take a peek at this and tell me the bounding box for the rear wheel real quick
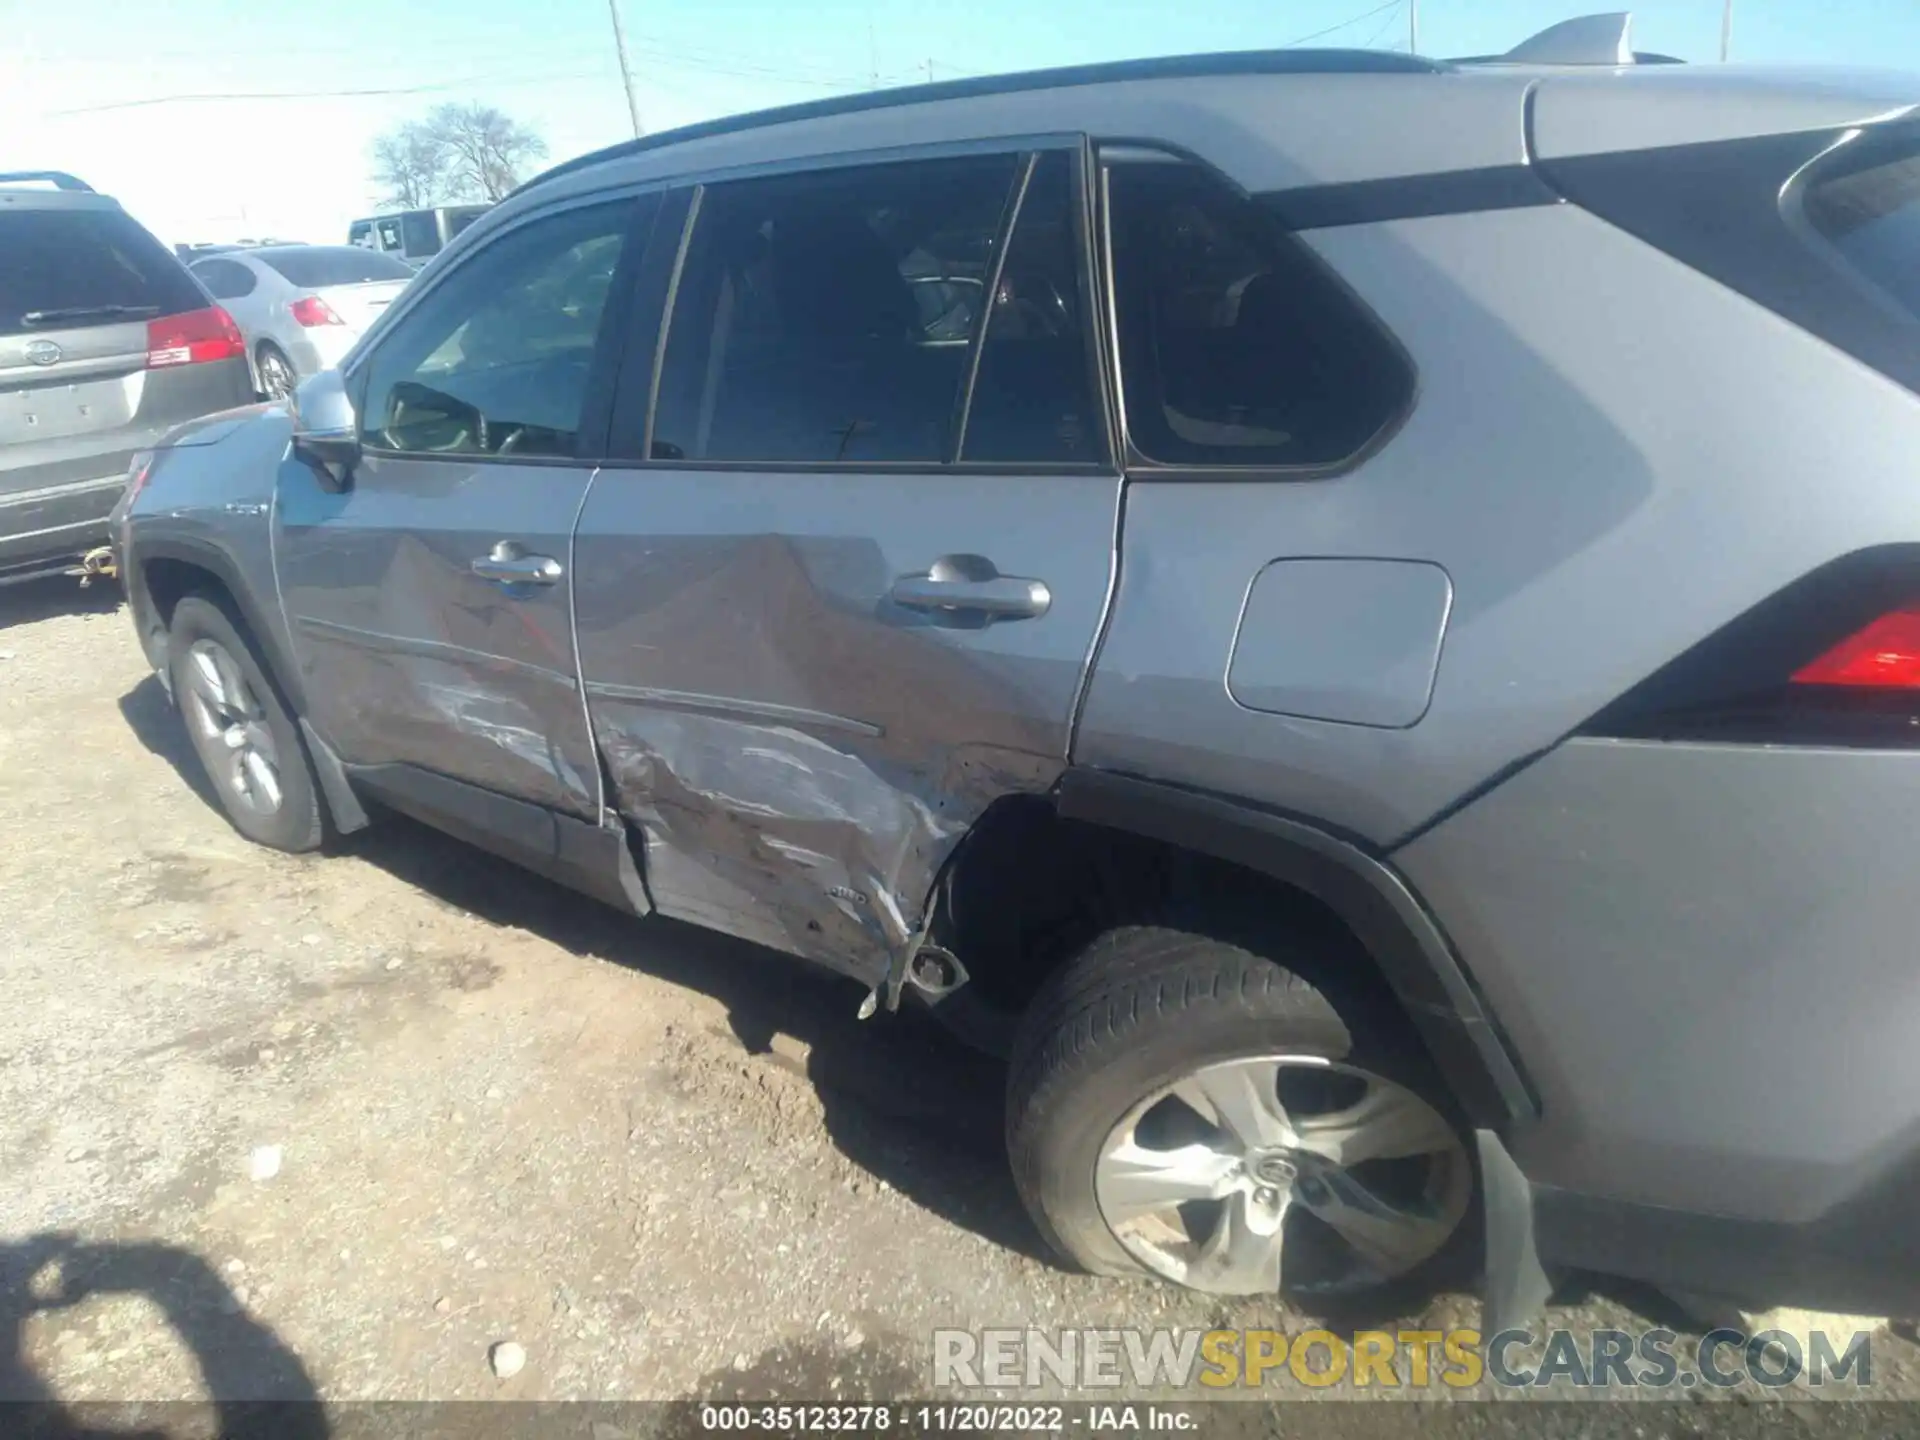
[257,343,297,400]
[167,594,323,852]
[1007,919,1474,1300]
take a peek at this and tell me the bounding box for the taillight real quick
[1584,548,1920,747]
[289,296,343,327]
[1792,607,1920,689]
[147,306,244,368]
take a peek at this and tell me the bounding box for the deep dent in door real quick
[582,533,1062,989]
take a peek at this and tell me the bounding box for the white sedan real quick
[188,245,414,400]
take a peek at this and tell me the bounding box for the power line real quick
[1359,0,1407,51]
[1282,0,1405,48]
[45,70,603,117]
[607,0,644,137]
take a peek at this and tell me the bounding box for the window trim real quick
[1782,120,1920,331]
[604,132,1120,476]
[343,187,664,468]
[1095,140,1419,483]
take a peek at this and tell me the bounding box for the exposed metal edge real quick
[581,680,884,738]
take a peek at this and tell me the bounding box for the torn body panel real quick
[571,467,1120,987]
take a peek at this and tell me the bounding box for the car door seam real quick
[568,465,608,821]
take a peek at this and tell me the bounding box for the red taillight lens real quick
[1791,606,1920,688]
[289,296,343,327]
[146,306,245,368]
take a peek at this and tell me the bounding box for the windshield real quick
[258,245,414,288]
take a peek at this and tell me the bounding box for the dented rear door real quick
[573,145,1118,985]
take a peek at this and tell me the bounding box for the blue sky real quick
[3,0,1917,246]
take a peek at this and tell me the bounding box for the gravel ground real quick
[2,577,1916,1435]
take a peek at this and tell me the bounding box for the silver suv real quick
[1,172,253,586]
[111,17,1920,1324]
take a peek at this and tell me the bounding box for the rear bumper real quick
[1399,737,1920,1313]
[0,473,122,576]
[1532,1166,1920,1315]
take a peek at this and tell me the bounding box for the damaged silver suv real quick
[114,14,1920,1326]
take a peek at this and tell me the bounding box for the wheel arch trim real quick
[135,535,309,718]
[1053,767,1537,1129]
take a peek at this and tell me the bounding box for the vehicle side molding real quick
[346,762,651,917]
[1054,768,1536,1128]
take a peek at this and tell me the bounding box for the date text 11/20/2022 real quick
[698,1405,1198,1432]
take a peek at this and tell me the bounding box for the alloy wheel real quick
[1094,1053,1470,1296]
[259,349,296,400]
[181,638,284,818]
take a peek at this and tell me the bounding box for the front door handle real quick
[889,554,1052,621]
[472,540,563,586]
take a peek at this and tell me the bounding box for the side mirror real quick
[289,369,361,492]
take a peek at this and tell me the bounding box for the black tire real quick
[1006,915,1475,1302]
[167,593,324,853]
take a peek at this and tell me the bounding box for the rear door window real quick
[961,152,1105,464]
[0,208,206,335]
[1105,156,1412,469]
[1802,133,1920,321]
[650,153,1021,464]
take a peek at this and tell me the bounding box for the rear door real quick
[275,193,657,817]
[573,144,1119,981]
[0,198,228,566]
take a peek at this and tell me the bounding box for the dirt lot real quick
[2,576,1916,1433]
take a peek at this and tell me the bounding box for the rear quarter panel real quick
[1077,199,1920,845]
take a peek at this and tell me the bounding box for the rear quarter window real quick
[1801,132,1920,321]
[0,207,205,335]
[260,247,415,287]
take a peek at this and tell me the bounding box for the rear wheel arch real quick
[928,771,1534,1133]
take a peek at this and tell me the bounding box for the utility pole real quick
[1719,0,1734,61]
[869,21,880,89]
[607,0,643,138]
[1408,0,1419,55]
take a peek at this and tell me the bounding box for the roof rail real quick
[517,47,1447,197]
[1493,12,1637,66]
[0,170,95,192]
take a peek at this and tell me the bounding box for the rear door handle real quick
[472,540,563,587]
[889,555,1051,621]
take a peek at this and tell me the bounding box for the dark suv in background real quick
[1,171,253,587]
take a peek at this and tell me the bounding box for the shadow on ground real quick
[0,575,122,634]
[0,1233,326,1437]
[119,674,1049,1272]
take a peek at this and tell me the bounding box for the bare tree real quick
[423,103,549,202]
[369,121,448,210]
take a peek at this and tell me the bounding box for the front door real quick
[277,195,651,817]
[574,147,1119,983]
